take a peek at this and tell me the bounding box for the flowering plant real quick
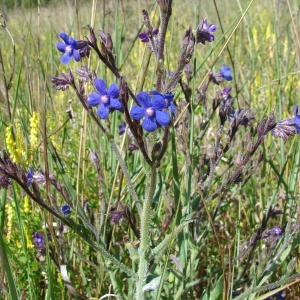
[0,1,299,299]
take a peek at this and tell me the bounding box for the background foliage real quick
[0,0,300,299]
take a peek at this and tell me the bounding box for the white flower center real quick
[146,107,155,117]
[101,95,109,104]
[65,45,73,54]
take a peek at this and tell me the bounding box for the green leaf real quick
[0,231,19,300]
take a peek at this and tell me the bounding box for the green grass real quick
[0,0,300,299]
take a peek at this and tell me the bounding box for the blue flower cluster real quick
[86,82,174,132]
[55,31,177,133]
[56,36,175,132]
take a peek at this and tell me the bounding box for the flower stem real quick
[135,165,157,300]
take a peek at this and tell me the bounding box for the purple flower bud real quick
[138,28,159,44]
[221,87,232,100]
[271,106,300,141]
[51,72,73,91]
[26,168,34,186]
[76,40,90,58]
[196,19,217,45]
[128,144,139,152]
[139,32,150,43]
[76,67,94,83]
[271,119,296,141]
[182,28,195,60]
[99,31,113,52]
[110,209,125,225]
[0,174,11,189]
[152,28,159,36]
[257,115,276,138]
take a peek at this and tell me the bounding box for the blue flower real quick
[220,66,233,81]
[150,91,176,115]
[87,78,123,120]
[32,232,45,251]
[61,204,71,217]
[26,168,34,186]
[130,92,170,132]
[212,66,233,84]
[196,19,217,44]
[56,32,81,64]
[266,291,285,300]
[293,106,300,134]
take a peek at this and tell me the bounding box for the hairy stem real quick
[136,165,157,300]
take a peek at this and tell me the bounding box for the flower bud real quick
[88,26,97,46]
[182,28,195,61]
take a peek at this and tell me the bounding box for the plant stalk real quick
[135,165,157,299]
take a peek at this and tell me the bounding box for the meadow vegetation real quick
[0,0,300,299]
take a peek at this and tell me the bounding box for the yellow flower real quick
[25,230,33,249]
[283,37,288,59]
[265,23,271,41]
[5,203,13,242]
[252,27,258,50]
[23,195,31,213]
[29,112,39,151]
[5,125,26,164]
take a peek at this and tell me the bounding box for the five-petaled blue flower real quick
[220,66,233,81]
[293,106,300,134]
[87,79,123,120]
[61,204,71,217]
[150,91,176,115]
[196,19,217,44]
[130,92,171,132]
[57,32,81,64]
